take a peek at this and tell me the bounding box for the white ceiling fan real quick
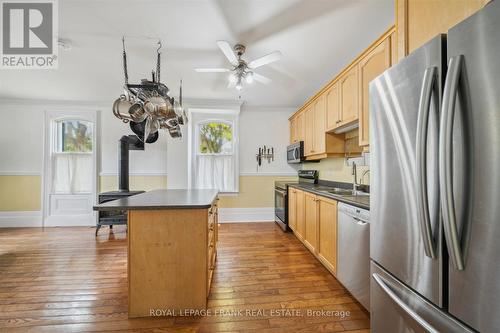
[195,41,282,90]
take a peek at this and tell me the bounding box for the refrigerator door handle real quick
[439,55,465,271]
[373,273,439,333]
[416,66,438,259]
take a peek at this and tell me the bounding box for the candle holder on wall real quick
[256,145,274,171]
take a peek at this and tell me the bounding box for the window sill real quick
[218,192,239,197]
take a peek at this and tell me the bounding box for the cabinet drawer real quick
[208,242,214,264]
[208,217,215,232]
[208,228,215,245]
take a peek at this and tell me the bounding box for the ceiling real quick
[0,0,394,108]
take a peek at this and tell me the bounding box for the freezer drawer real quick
[371,261,473,333]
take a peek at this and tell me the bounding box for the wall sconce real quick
[256,145,274,170]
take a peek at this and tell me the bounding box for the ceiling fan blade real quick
[248,51,282,69]
[217,40,239,66]
[253,72,272,84]
[195,68,230,73]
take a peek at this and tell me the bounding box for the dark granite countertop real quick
[93,189,219,211]
[289,183,370,210]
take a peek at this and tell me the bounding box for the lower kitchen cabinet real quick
[295,190,305,239]
[289,189,338,277]
[317,196,338,275]
[288,188,297,231]
[304,192,318,252]
[290,188,306,240]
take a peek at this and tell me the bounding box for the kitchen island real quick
[94,189,219,318]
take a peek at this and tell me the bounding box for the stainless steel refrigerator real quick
[370,1,500,332]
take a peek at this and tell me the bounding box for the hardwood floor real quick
[0,222,369,332]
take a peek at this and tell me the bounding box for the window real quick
[56,120,93,153]
[52,119,94,194]
[198,122,233,154]
[190,110,239,193]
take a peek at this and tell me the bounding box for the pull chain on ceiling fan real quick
[195,41,281,90]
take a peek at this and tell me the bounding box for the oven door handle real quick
[275,188,287,196]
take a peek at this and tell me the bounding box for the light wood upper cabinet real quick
[317,196,338,275]
[289,111,305,144]
[326,82,340,131]
[303,94,346,159]
[339,65,359,127]
[288,188,297,231]
[290,116,297,144]
[295,189,305,239]
[289,26,395,158]
[358,35,392,147]
[304,192,318,252]
[296,111,305,143]
[304,106,315,155]
[396,0,490,59]
[313,94,327,154]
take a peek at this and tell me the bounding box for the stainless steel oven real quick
[274,185,288,230]
[287,141,304,164]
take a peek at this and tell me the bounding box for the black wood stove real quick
[96,135,145,236]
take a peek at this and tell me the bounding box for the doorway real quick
[43,110,98,227]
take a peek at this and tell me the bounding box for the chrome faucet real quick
[360,169,370,185]
[352,163,358,192]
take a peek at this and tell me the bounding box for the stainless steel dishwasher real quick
[337,202,370,310]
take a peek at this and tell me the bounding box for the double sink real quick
[315,186,369,197]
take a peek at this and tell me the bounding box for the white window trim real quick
[188,108,240,193]
[42,108,99,227]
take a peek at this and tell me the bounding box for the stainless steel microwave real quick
[287,141,304,164]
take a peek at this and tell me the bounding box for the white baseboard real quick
[0,209,275,227]
[44,214,96,227]
[0,211,42,227]
[218,207,275,223]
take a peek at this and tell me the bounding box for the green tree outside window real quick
[199,122,233,154]
[58,120,93,152]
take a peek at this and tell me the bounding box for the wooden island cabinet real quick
[94,189,219,318]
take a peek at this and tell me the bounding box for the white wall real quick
[0,100,168,176]
[0,104,44,174]
[99,106,167,175]
[0,100,297,181]
[165,125,189,189]
[239,106,298,175]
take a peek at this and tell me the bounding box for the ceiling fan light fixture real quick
[235,78,243,91]
[245,72,254,84]
[228,73,237,83]
[195,41,279,91]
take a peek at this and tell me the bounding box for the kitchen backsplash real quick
[302,155,370,185]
